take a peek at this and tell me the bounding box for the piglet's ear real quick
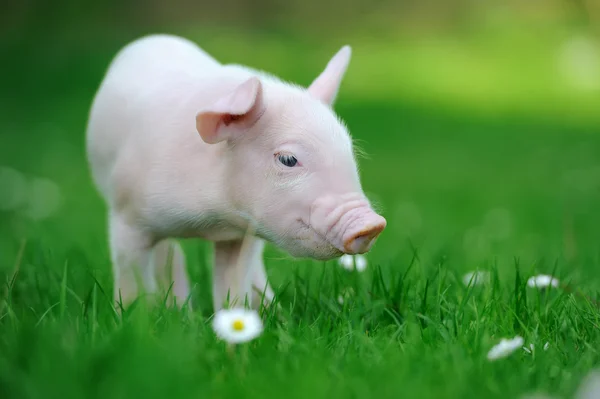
[196,77,265,144]
[308,45,352,106]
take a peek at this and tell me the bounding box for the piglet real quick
[85,34,386,310]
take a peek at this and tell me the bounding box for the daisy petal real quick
[527,275,560,289]
[487,336,524,361]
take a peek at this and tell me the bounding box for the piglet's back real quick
[85,34,221,199]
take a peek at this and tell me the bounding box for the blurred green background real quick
[1,1,600,398]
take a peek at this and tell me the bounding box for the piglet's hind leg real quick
[152,239,192,309]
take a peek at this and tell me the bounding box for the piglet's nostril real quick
[343,218,386,254]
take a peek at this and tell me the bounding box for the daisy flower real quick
[527,275,560,289]
[212,308,263,344]
[338,254,368,272]
[462,271,490,286]
[354,255,368,272]
[338,254,354,270]
[487,336,524,361]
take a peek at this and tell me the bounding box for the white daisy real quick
[338,254,368,272]
[462,271,490,286]
[354,255,368,272]
[212,308,263,344]
[338,254,355,270]
[487,336,524,361]
[527,275,560,289]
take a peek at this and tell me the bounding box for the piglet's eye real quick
[278,154,298,167]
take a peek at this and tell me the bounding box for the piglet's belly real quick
[142,210,247,243]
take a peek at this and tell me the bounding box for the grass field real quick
[1,23,600,399]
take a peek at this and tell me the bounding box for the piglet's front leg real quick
[212,237,274,311]
[109,213,157,308]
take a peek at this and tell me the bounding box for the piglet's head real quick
[195,46,386,260]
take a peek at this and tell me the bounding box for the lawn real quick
[1,21,600,399]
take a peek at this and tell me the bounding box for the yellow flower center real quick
[232,319,245,331]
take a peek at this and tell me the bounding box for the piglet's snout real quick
[310,194,386,254]
[342,211,386,254]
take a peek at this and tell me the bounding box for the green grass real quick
[1,24,600,399]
